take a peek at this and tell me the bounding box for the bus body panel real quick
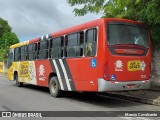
[66,57,98,91]
[18,61,37,85]
[8,62,18,81]
[35,60,52,87]
[35,59,52,87]
[107,56,151,81]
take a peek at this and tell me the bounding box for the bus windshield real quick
[107,23,149,48]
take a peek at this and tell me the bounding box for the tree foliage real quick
[67,0,105,16]
[0,18,19,61]
[0,18,12,37]
[67,0,160,49]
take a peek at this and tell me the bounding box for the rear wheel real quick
[49,77,62,97]
[15,74,23,87]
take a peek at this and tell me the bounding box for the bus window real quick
[38,41,48,59]
[14,47,20,61]
[65,31,84,58]
[107,24,149,48]
[7,52,13,68]
[28,44,37,60]
[85,28,97,56]
[20,45,28,61]
[78,32,84,56]
[50,37,64,58]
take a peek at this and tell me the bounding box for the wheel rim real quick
[51,81,57,94]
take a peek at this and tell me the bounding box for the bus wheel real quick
[49,77,61,98]
[15,74,23,87]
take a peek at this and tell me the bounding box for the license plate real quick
[127,60,141,71]
[127,84,136,88]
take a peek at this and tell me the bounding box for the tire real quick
[15,74,23,87]
[49,77,61,97]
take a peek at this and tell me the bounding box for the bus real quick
[7,18,151,97]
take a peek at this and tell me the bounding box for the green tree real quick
[67,0,160,49]
[0,18,19,61]
[0,17,12,37]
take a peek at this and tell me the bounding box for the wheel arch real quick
[13,71,18,81]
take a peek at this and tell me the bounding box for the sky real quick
[0,0,101,42]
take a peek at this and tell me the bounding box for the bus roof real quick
[10,18,146,49]
[10,40,29,49]
[10,38,40,49]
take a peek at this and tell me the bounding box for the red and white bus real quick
[7,18,151,97]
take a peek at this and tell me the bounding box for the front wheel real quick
[15,74,23,87]
[49,77,62,97]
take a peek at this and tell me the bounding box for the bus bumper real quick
[98,78,150,92]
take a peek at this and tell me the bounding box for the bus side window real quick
[78,31,84,56]
[20,46,24,61]
[38,41,48,59]
[32,44,37,60]
[28,44,37,60]
[85,28,97,56]
[25,46,28,60]
[14,47,20,62]
[7,52,13,68]
[20,45,28,61]
[28,44,32,60]
[50,37,64,58]
[65,31,84,58]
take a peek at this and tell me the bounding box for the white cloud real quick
[0,0,101,41]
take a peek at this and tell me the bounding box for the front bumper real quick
[98,78,150,92]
